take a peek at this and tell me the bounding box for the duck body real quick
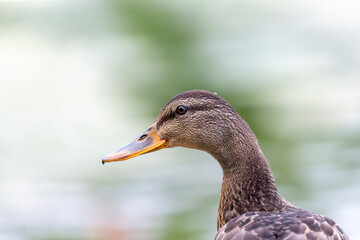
[102,90,350,240]
[216,208,348,240]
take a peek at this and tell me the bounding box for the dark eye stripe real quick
[157,111,176,129]
[156,104,212,129]
[188,105,212,112]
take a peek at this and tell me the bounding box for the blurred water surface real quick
[0,1,359,240]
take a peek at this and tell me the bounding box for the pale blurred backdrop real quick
[0,0,359,240]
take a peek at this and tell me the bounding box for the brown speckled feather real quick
[215,209,349,240]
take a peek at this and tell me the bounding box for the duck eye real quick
[176,105,187,115]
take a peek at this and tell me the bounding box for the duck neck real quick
[210,131,289,230]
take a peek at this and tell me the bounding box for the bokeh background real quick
[1,0,359,239]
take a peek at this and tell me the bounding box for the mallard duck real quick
[102,90,350,240]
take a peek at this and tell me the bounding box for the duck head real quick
[102,90,256,168]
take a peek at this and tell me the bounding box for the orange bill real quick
[102,123,167,164]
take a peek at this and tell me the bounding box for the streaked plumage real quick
[103,90,350,240]
[216,208,348,240]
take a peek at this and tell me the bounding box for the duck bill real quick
[102,123,167,164]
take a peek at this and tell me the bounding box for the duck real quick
[102,90,350,240]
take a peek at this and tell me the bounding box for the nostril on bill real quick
[139,134,147,140]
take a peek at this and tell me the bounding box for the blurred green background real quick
[0,0,359,239]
